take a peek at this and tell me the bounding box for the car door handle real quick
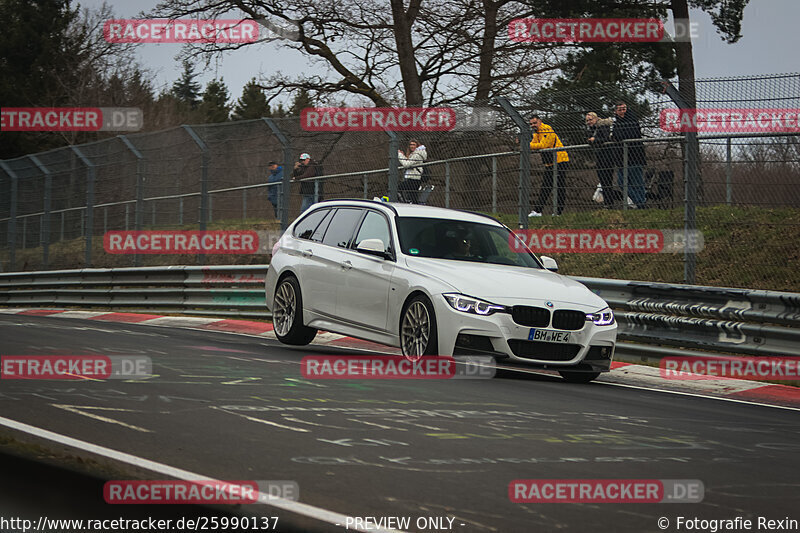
[341,260,353,270]
[302,249,313,257]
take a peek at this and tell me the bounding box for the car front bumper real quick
[432,295,617,372]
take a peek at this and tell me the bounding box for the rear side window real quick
[321,208,364,248]
[293,209,329,240]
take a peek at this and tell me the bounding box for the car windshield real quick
[396,216,542,268]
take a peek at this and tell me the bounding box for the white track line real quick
[0,415,403,533]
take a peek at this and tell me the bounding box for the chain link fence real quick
[1,74,799,291]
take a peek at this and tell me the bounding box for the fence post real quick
[22,217,27,249]
[151,202,156,226]
[125,204,130,230]
[445,161,451,208]
[622,143,629,211]
[179,198,184,226]
[386,130,399,201]
[242,189,247,220]
[552,157,558,215]
[70,146,95,267]
[119,135,145,266]
[29,155,52,269]
[492,156,497,213]
[183,125,209,265]
[662,80,697,285]
[363,175,368,199]
[104,206,108,235]
[263,118,292,231]
[208,195,213,223]
[726,137,732,205]
[496,97,530,229]
[0,161,19,271]
[60,212,65,242]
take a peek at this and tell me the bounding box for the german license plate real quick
[528,328,571,343]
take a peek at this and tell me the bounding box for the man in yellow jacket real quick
[528,115,569,216]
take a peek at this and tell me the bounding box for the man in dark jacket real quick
[586,112,621,208]
[611,101,647,208]
[292,153,324,212]
[267,161,283,217]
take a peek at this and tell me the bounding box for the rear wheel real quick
[559,370,601,383]
[273,275,317,346]
[400,295,438,357]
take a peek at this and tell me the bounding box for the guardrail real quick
[1,266,798,360]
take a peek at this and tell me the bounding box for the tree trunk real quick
[391,0,423,106]
[476,0,499,103]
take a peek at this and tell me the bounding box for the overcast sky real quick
[82,0,800,103]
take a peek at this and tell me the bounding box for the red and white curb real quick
[1,308,798,408]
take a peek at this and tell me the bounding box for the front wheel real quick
[400,295,438,357]
[272,275,317,346]
[559,370,601,383]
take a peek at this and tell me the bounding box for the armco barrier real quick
[1,266,799,359]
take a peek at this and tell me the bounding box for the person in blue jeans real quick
[611,101,647,208]
[267,161,283,218]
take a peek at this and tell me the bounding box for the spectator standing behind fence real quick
[398,139,427,204]
[267,161,283,217]
[586,112,621,208]
[293,152,323,212]
[611,101,647,208]
[528,115,569,217]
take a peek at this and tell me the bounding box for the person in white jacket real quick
[398,139,427,203]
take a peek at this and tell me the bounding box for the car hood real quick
[403,257,608,309]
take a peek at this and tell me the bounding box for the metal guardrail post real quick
[29,156,52,269]
[726,137,732,205]
[183,125,209,265]
[263,119,292,231]
[386,130,399,202]
[0,162,19,271]
[496,97,530,229]
[119,135,145,266]
[70,146,95,267]
[622,143,629,211]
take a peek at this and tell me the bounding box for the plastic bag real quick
[592,183,604,204]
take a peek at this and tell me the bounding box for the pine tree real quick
[199,78,231,122]
[171,60,201,109]
[288,88,315,116]
[231,78,270,120]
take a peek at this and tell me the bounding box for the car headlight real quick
[586,308,615,326]
[443,293,505,316]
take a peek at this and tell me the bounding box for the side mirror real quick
[356,238,388,259]
[540,255,558,272]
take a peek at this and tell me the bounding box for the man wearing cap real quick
[267,161,283,217]
[293,153,323,212]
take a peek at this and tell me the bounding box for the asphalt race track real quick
[1,314,798,533]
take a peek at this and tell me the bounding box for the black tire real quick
[272,275,317,346]
[400,294,438,357]
[559,370,601,383]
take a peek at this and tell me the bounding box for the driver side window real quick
[354,211,392,252]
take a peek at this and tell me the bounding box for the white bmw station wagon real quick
[266,200,617,382]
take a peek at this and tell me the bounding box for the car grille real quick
[507,340,581,361]
[511,306,550,327]
[552,310,587,330]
